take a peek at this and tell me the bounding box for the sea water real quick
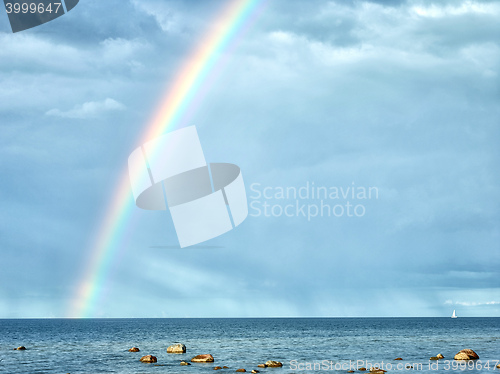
[0,318,498,373]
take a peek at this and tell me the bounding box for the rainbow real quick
[69,0,266,318]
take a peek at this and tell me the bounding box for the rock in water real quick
[359,368,367,371]
[454,349,479,360]
[213,366,222,370]
[128,347,140,352]
[191,354,214,363]
[430,357,439,360]
[257,364,266,368]
[167,343,186,353]
[265,360,283,367]
[180,361,191,366]
[15,346,26,350]
[140,355,157,363]
[236,369,246,372]
[394,358,403,361]
[251,370,260,373]
[436,354,444,359]
[370,367,386,373]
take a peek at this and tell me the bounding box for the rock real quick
[180,361,191,366]
[128,347,140,352]
[436,354,444,359]
[348,371,355,373]
[236,369,246,373]
[140,355,157,363]
[496,364,500,369]
[454,349,479,360]
[15,346,26,350]
[191,354,214,363]
[394,358,403,360]
[223,366,230,369]
[167,343,186,354]
[370,368,386,373]
[252,371,260,373]
[214,367,222,370]
[265,360,283,367]
[257,364,266,368]
[430,357,439,360]
[359,368,367,371]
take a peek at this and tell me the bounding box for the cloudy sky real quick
[0,0,498,318]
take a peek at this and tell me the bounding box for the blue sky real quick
[0,0,499,318]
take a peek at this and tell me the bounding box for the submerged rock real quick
[236,369,246,372]
[430,357,439,360]
[180,361,191,366]
[15,346,26,351]
[223,366,230,369]
[454,349,479,360]
[394,358,403,361]
[140,355,157,363]
[128,347,140,352]
[167,343,186,354]
[213,366,222,370]
[191,354,214,363]
[265,360,283,367]
[370,367,386,373]
[359,368,367,371]
[257,364,266,368]
[251,370,260,373]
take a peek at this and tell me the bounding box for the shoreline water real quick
[0,318,498,374]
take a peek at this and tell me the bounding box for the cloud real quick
[445,300,500,306]
[46,98,126,119]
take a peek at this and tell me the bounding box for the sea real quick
[0,318,498,374]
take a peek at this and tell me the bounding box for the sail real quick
[451,310,457,318]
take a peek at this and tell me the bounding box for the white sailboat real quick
[451,310,457,318]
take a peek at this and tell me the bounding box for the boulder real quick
[167,343,186,354]
[191,354,214,363]
[257,364,266,368]
[394,358,403,361]
[359,368,367,371]
[128,347,140,352]
[236,370,246,373]
[180,361,191,366]
[252,371,260,373]
[454,349,479,360]
[214,367,222,370]
[430,357,439,360]
[348,371,355,373]
[265,360,283,367]
[436,354,444,359]
[15,346,26,350]
[140,355,157,363]
[370,368,386,373]
[496,364,500,369]
[223,366,230,369]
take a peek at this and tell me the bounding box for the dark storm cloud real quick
[0,0,498,317]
